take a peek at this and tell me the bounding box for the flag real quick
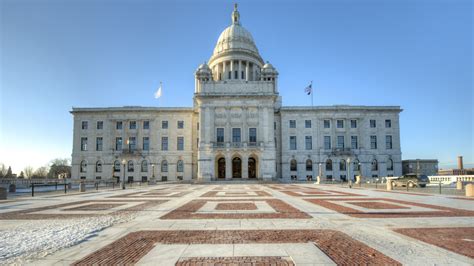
[154,82,162,99]
[305,83,312,95]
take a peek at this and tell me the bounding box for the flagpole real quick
[311,80,313,108]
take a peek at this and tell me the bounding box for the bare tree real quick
[24,166,35,179]
[34,166,49,179]
[48,158,71,179]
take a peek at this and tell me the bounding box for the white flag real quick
[154,83,162,99]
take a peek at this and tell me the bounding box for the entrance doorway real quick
[248,157,257,178]
[232,157,242,178]
[217,158,226,178]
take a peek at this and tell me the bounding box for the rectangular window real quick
[228,71,231,79]
[129,121,137,129]
[129,137,136,150]
[115,137,122,150]
[337,120,344,128]
[386,135,393,149]
[116,121,123,130]
[305,136,312,150]
[305,120,311,128]
[249,128,257,143]
[370,119,376,128]
[216,128,224,143]
[162,121,168,129]
[324,120,330,128]
[351,120,357,128]
[385,119,392,128]
[351,136,358,149]
[96,137,103,151]
[324,136,331,150]
[289,120,296,128]
[177,120,184,129]
[289,136,297,150]
[143,121,150,130]
[96,121,103,130]
[161,137,168,151]
[81,137,88,151]
[337,136,345,149]
[232,128,241,143]
[81,121,88,130]
[143,137,149,151]
[177,137,184,150]
[234,70,238,79]
[370,135,377,149]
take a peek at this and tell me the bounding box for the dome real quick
[262,62,275,69]
[197,62,211,71]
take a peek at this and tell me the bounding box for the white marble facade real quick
[71,5,402,182]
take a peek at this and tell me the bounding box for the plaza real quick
[0,182,473,265]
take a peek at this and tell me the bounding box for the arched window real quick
[371,159,378,171]
[177,160,184,172]
[80,160,87,173]
[387,159,394,171]
[306,159,313,171]
[114,160,121,172]
[326,159,333,171]
[161,160,168,172]
[290,159,297,171]
[96,161,102,173]
[127,160,134,172]
[340,159,346,171]
[353,160,360,171]
[141,161,148,172]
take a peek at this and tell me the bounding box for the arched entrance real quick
[232,157,242,178]
[248,157,257,178]
[217,158,226,179]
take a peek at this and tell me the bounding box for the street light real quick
[319,163,322,180]
[347,157,352,188]
[152,163,155,181]
[121,159,126,189]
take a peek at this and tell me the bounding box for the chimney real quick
[457,156,464,170]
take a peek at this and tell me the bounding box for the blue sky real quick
[1,0,472,173]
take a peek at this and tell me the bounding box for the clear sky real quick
[1,0,472,173]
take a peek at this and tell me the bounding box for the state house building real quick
[71,5,402,182]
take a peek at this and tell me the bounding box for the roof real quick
[70,106,194,114]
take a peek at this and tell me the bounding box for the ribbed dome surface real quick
[212,24,259,56]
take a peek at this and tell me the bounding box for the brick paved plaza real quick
[0,183,473,265]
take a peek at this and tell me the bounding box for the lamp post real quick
[319,163,322,180]
[152,163,155,181]
[347,157,352,188]
[121,159,126,189]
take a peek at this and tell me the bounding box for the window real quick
[97,121,103,130]
[80,160,87,173]
[141,161,148,172]
[370,135,377,149]
[143,137,150,151]
[130,121,137,129]
[351,136,358,149]
[96,161,102,172]
[232,128,241,142]
[249,128,257,143]
[324,120,330,128]
[385,119,392,128]
[162,137,168,151]
[161,160,168,172]
[177,137,184,150]
[353,160,360,171]
[289,136,297,150]
[324,136,331,150]
[216,128,224,143]
[371,159,378,171]
[96,137,103,151]
[128,137,136,151]
[387,159,394,171]
[351,120,357,128]
[177,160,184,172]
[127,160,134,172]
[289,120,296,128]
[114,160,120,172]
[326,159,333,171]
[386,135,393,149]
[340,159,346,171]
[143,121,150,130]
[234,70,238,79]
[228,71,231,79]
[116,121,123,130]
[290,159,297,171]
[162,121,168,129]
[115,137,122,151]
[177,120,184,129]
[337,120,344,128]
[370,119,376,128]
[305,120,311,128]
[81,121,88,130]
[81,137,88,151]
[306,159,313,171]
[305,136,312,150]
[337,136,345,149]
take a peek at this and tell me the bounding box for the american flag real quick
[305,83,312,95]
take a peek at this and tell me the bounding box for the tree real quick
[48,158,71,179]
[5,166,13,178]
[19,171,25,179]
[33,166,49,179]
[24,166,34,179]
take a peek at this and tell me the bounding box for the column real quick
[238,60,242,80]
[242,154,249,179]
[230,60,234,79]
[245,61,249,81]
[223,61,227,80]
[225,154,232,179]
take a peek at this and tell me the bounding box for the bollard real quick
[439,182,442,194]
[79,182,86,192]
[64,183,67,194]
[386,180,393,191]
[375,180,378,189]
[466,184,474,197]
[32,183,35,197]
[55,182,58,191]
[9,184,16,193]
[0,187,7,200]
[456,180,463,190]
